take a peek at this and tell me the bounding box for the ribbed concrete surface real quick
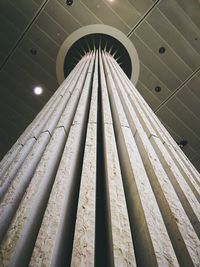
[0,50,200,266]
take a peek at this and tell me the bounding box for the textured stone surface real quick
[1,52,200,267]
[29,53,94,267]
[71,53,97,267]
[103,53,179,267]
[0,128,66,266]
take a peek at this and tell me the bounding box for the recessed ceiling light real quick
[66,0,73,6]
[30,48,37,55]
[178,140,188,148]
[159,47,166,54]
[155,86,161,92]
[108,0,114,2]
[33,86,43,95]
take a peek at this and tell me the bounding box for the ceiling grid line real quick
[144,20,194,74]
[159,106,200,148]
[27,35,57,62]
[56,0,83,27]
[101,0,132,30]
[0,0,50,72]
[13,49,57,92]
[154,7,200,58]
[133,32,182,85]
[79,0,106,24]
[127,0,160,37]
[38,11,70,40]
[34,24,60,48]
[154,67,200,113]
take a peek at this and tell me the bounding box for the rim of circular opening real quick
[56,24,140,85]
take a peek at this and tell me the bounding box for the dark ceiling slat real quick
[0,0,50,71]
[0,86,35,121]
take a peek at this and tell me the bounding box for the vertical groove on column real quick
[109,57,200,238]
[29,52,95,267]
[102,52,180,267]
[95,51,113,267]
[99,51,136,267]
[106,54,200,267]
[111,56,200,186]
[0,56,91,247]
[0,57,87,198]
[112,57,200,201]
[0,55,92,266]
[0,45,200,267]
[70,51,98,266]
[0,58,84,178]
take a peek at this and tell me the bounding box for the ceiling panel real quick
[0,87,35,121]
[136,80,161,110]
[146,7,200,70]
[20,38,56,75]
[79,0,130,33]
[0,1,29,31]
[0,69,44,110]
[175,0,200,29]
[158,0,200,54]
[103,0,140,28]
[187,74,200,100]
[11,49,57,94]
[0,113,22,139]
[0,101,29,130]
[175,85,200,121]
[191,154,200,172]
[7,0,39,19]
[27,25,59,59]
[33,0,44,5]
[130,33,181,90]
[0,32,13,64]
[0,14,21,52]
[44,0,81,34]
[165,97,200,138]
[127,0,155,14]
[135,20,192,81]
[160,121,199,170]
[36,11,69,46]
[138,62,171,103]
[58,0,102,25]
[157,106,200,151]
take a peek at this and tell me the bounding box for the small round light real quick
[159,47,166,54]
[155,86,161,92]
[33,86,43,95]
[178,140,188,148]
[66,0,73,6]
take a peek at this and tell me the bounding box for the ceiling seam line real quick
[154,67,200,113]
[127,0,161,37]
[144,20,194,74]
[154,6,200,57]
[134,32,183,83]
[101,0,131,30]
[158,105,200,144]
[79,1,103,24]
[0,0,50,72]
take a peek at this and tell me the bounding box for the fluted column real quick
[0,50,200,267]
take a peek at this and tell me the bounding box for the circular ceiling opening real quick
[56,24,140,85]
[63,33,132,79]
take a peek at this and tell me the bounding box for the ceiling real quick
[0,0,200,171]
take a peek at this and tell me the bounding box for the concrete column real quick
[0,50,200,267]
